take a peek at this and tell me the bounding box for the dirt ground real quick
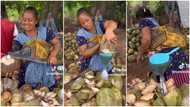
[127,59,151,83]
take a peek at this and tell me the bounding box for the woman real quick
[136,7,189,86]
[135,7,159,63]
[12,6,61,89]
[76,8,117,74]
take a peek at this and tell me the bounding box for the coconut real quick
[1,90,12,103]
[75,91,89,103]
[181,94,190,106]
[84,71,95,79]
[166,78,175,90]
[2,78,18,92]
[140,93,154,101]
[141,84,156,95]
[110,75,123,90]
[153,96,166,106]
[134,82,145,91]
[131,78,142,85]
[11,91,23,103]
[163,88,182,106]
[64,73,72,84]
[134,100,150,106]
[1,55,15,65]
[96,80,104,88]
[70,77,85,91]
[96,88,122,106]
[128,55,136,62]
[23,98,41,106]
[20,84,33,93]
[128,48,134,55]
[64,96,80,106]
[82,98,96,106]
[45,92,57,99]
[127,93,136,104]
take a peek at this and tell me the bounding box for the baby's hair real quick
[136,7,153,19]
[77,7,92,18]
[23,6,39,27]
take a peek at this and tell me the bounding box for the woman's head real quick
[136,7,153,20]
[21,6,39,31]
[77,8,94,31]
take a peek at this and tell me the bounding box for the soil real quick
[127,59,151,83]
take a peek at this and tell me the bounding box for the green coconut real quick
[65,96,80,106]
[70,77,85,91]
[39,86,49,93]
[111,87,123,106]
[96,88,114,106]
[96,80,104,88]
[75,91,89,103]
[163,88,182,106]
[103,80,112,88]
[11,91,23,103]
[179,84,189,97]
[23,99,40,106]
[1,100,7,106]
[96,88,122,106]
[110,75,123,90]
[153,97,166,106]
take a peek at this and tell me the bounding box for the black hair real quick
[77,7,92,18]
[23,6,39,27]
[136,7,153,19]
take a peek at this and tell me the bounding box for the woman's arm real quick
[49,37,61,64]
[79,44,100,58]
[137,26,151,63]
[103,20,118,43]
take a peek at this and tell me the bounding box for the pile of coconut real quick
[127,78,189,106]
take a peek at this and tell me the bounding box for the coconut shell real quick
[128,55,136,62]
[64,96,80,106]
[1,90,12,103]
[142,84,156,95]
[140,93,154,101]
[70,77,85,91]
[135,82,145,91]
[127,93,136,104]
[134,100,150,106]
[163,88,182,106]
[166,78,175,90]
[11,91,23,103]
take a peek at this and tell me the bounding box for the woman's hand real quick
[103,31,117,44]
[49,54,57,65]
[103,20,118,44]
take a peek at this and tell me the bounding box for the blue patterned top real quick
[76,19,104,71]
[139,17,159,29]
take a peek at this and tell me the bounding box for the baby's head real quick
[77,8,94,31]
